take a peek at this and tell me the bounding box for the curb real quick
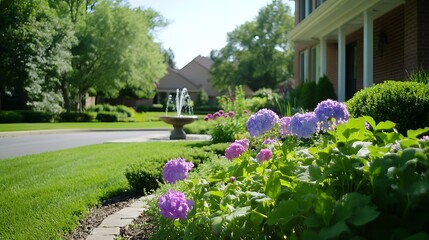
[86,195,155,240]
[0,128,171,138]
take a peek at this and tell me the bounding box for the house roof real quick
[157,55,219,96]
[288,0,404,43]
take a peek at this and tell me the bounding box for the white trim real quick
[338,27,346,102]
[319,36,327,78]
[288,0,404,42]
[363,10,374,88]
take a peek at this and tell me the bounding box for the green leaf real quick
[314,192,335,226]
[209,191,224,198]
[375,121,396,131]
[319,221,350,240]
[265,171,281,200]
[332,193,379,227]
[407,127,429,139]
[225,206,251,221]
[266,200,299,225]
[404,232,429,240]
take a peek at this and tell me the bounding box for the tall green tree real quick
[0,0,77,112]
[210,0,294,91]
[72,0,167,110]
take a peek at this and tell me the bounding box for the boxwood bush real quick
[0,111,24,123]
[124,143,228,194]
[59,112,94,122]
[18,110,54,122]
[96,112,119,122]
[346,80,429,133]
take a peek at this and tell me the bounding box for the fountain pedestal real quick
[159,116,198,140]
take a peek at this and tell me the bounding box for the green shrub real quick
[115,105,134,118]
[346,80,429,133]
[245,97,268,112]
[59,112,93,122]
[96,112,119,122]
[183,120,212,134]
[316,75,337,102]
[408,68,429,84]
[18,110,54,122]
[196,89,209,106]
[298,81,317,110]
[0,111,23,123]
[150,104,164,112]
[125,163,163,194]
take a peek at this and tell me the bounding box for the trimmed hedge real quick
[346,80,429,133]
[96,112,120,122]
[0,111,24,123]
[59,112,95,122]
[124,143,228,193]
[18,110,54,123]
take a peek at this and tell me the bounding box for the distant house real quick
[288,0,429,101]
[155,55,219,106]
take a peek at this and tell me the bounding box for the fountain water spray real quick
[165,88,193,116]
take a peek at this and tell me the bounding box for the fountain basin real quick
[159,116,198,140]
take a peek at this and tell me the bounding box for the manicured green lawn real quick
[0,112,206,132]
[0,141,200,239]
[0,121,171,132]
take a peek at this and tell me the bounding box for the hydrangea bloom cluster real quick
[289,112,319,139]
[421,135,429,141]
[158,189,194,220]
[256,149,273,163]
[225,142,246,160]
[234,139,250,149]
[263,138,277,145]
[162,158,194,184]
[314,99,349,130]
[246,109,279,137]
[279,116,291,137]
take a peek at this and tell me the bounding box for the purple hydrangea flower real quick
[256,149,272,163]
[162,158,194,184]
[263,138,277,145]
[230,176,236,183]
[246,109,279,137]
[279,116,292,137]
[289,112,319,139]
[314,99,349,130]
[204,116,210,121]
[225,142,246,160]
[234,139,250,150]
[158,190,194,220]
[421,135,429,141]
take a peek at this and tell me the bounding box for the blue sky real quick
[128,0,295,69]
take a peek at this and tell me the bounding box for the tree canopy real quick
[210,0,294,91]
[0,0,168,112]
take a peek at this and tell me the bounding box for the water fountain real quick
[159,88,198,140]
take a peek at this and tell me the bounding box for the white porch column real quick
[363,10,374,88]
[338,27,346,102]
[319,36,327,80]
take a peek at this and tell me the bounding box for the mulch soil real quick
[66,191,154,240]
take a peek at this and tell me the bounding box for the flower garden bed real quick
[134,99,429,239]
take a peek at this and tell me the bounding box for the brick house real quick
[288,0,429,101]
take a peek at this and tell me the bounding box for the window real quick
[299,50,309,83]
[299,0,316,22]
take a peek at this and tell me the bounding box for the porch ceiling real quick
[288,0,405,44]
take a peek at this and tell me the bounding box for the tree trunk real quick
[61,79,70,112]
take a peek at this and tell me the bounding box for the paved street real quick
[0,130,170,159]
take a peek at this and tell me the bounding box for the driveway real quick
[0,130,171,159]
